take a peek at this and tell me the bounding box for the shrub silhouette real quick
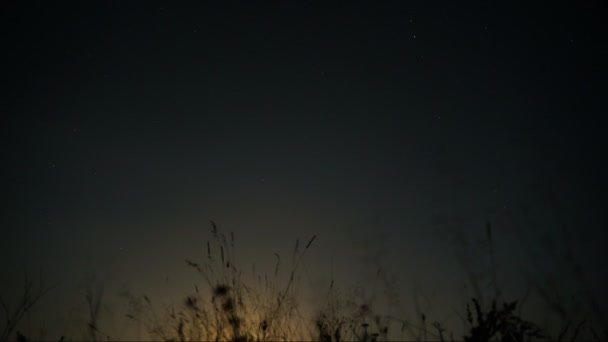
[463,298,544,342]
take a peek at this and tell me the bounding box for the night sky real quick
[2,1,607,340]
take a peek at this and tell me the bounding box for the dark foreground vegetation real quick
[2,222,605,341]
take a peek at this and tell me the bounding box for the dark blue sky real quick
[1,1,606,340]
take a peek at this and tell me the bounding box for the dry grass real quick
[4,220,606,341]
[0,273,53,342]
[124,221,316,341]
[119,221,562,342]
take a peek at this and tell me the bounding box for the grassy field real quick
[2,221,605,341]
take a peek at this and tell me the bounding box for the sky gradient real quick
[2,2,606,340]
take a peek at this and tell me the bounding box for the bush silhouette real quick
[463,298,544,342]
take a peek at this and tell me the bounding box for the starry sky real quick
[1,1,607,340]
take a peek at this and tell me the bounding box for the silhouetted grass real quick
[123,221,315,341]
[0,273,54,342]
[4,221,606,341]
